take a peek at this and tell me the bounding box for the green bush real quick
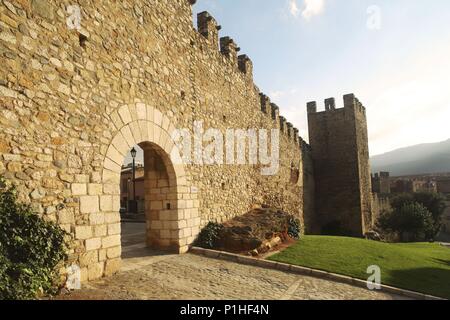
[0,177,68,300]
[195,222,224,249]
[287,216,301,239]
[377,202,435,242]
[389,192,446,238]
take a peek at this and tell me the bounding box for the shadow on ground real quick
[388,267,450,299]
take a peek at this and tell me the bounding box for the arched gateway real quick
[93,103,200,278]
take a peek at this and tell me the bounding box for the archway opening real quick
[120,145,146,253]
[119,141,182,258]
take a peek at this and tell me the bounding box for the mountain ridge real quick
[370,139,450,176]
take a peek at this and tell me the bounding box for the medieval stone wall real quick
[0,0,314,281]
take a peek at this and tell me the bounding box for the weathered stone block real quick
[118,105,132,124]
[85,237,102,251]
[103,184,120,196]
[108,223,121,235]
[102,235,120,249]
[71,183,87,196]
[89,213,105,225]
[58,210,75,224]
[94,225,107,237]
[104,258,121,277]
[104,212,120,224]
[88,184,103,195]
[79,250,98,267]
[100,195,113,212]
[80,196,99,213]
[106,246,121,259]
[88,262,104,281]
[31,0,55,21]
[75,226,92,240]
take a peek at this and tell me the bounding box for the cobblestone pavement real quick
[58,223,408,300]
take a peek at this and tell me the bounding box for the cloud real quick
[289,0,300,18]
[301,0,325,20]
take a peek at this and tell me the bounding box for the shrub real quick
[389,192,446,237]
[195,222,224,249]
[0,177,68,300]
[287,216,301,239]
[377,202,435,242]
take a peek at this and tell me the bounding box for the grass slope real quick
[269,236,450,299]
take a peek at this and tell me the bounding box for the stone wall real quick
[307,95,372,237]
[0,0,314,281]
[371,193,391,227]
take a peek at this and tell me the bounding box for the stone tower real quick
[372,172,391,194]
[307,94,372,237]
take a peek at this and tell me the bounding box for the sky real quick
[190,0,450,156]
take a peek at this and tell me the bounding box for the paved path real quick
[59,223,409,300]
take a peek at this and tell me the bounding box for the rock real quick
[30,189,45,200]
[7,162,22,172]
[15,172,30,180]
[269,236,282,247]
[365,230,382,241]
[31,0,54,21]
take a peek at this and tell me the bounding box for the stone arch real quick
[98,103,200,257]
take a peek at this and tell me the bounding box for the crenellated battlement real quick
[324,98,336,111]
[259,93,271,115]
[238,55,253,80]
[307,94,366,116]
[191,6,306,152]
[279,116,287,133]
[293,128,299,144]
[270,103,280,123]
[307,101,317,114]
[286,122,294,139]
[344,93,367,115]
[220,36,240,66]
[197,11,221,49]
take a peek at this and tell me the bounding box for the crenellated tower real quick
[307,94,373,237]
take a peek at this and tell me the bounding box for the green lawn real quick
[269,236,450,299]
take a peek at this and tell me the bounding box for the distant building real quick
[390,178,437,194]
[371,172,391,194]
[120,164,145,214]
[437,177,450,194]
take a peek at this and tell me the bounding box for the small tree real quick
[377,202,435,242]
[413,192,446,234]
[390,192,446,236]
[0,177,68,300]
